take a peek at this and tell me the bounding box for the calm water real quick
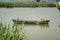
[0,7,60,40]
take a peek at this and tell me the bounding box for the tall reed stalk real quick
[0,18,28,40]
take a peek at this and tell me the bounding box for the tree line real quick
[0,1,57,8]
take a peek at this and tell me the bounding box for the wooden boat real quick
[12,19,50,24]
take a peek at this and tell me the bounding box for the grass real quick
[0,19,28,40]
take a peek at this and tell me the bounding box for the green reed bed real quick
[0,19,28,40]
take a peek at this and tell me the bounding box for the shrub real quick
[0,2,57,7]
[47,3,56,7]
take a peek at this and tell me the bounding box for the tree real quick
[36,0,40,2]
[56,0,60,2]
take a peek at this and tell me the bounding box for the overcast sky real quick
[0,0,56,2]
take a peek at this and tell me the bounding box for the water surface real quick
[0,7,60,40]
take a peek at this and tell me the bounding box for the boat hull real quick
[12,19,50,24]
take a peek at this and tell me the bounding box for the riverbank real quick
[0,2,56,8]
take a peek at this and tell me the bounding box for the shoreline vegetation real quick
[0,1,60,11]
[0,1,57,8]
[0,19,28,40]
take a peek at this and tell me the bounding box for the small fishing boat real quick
[12,19,50,24]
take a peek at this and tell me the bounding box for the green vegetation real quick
[56,2,60,11]
[0,1,56,8]
[0,19,28,40]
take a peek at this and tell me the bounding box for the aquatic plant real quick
[0,19,28,40]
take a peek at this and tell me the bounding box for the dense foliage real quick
[0,19,28,40]
[0,1,56,8]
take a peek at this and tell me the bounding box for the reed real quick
[0,19,28,40]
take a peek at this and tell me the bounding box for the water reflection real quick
[39,24,49,28]
[0,7,60,40]
[16,24,49,28]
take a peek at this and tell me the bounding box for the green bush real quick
[40,2,47,7]
[0,2,57,7]
[47,3,56,7]
[58,7,60,11]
